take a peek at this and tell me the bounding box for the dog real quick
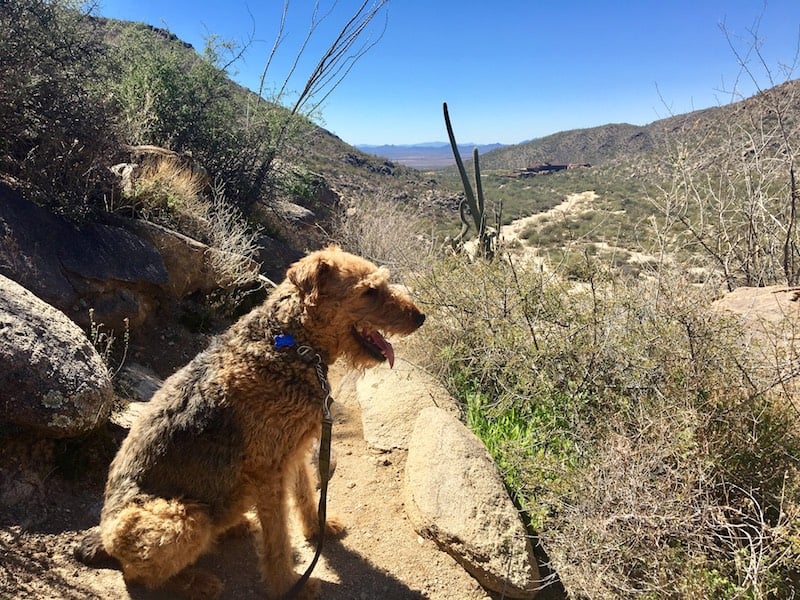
[75,246,425,599]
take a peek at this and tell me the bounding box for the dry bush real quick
[125,156,209,230]
[205,182,261,288]
[329,193,436,273]
[0,0,117,214]
[123,157,261,288]
[412,255,800,599]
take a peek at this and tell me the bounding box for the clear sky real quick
[96,0,800,146]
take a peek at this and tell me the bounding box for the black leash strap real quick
[283,347,334,599]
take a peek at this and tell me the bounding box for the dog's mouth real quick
[352,327,395,368]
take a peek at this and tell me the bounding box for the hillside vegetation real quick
[432,78,800,288]
[3,2,800,599]
[331,59,800,600]
[0,0,441,244]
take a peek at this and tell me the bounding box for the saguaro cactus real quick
[443,102,498,259]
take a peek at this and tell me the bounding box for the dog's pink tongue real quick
[369,331,395,368]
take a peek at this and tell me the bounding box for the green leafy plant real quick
[0,0,117,213]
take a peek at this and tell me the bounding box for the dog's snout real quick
[414,312,426,327]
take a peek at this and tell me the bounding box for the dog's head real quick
[287,246,425,368]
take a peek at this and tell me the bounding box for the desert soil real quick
[0,360,497,600]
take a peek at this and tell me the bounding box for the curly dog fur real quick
[75,246,425,599]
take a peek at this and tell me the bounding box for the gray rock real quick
[0,183,259,333]
[356,358,460,451]
[275,199,315,224]
[255,234,303,284]
[0,182,168,330]
[110,363,164,429]
[0,275,115,437]
[117,362,163,403]
[404,406,540,599]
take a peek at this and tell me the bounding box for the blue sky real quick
[97,1,800,146]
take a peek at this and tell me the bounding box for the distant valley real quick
[357,142,504,169]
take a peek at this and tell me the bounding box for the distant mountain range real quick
[356,142,505,169]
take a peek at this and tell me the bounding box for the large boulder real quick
[122,219,228,297]
[713,285,800,332]
[0,275,115,437]
[355,357,460,451]
[0,183,266,331]
[404,406,541,599]
[0,182,168,330]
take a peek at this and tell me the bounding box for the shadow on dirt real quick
[83,532,428,600]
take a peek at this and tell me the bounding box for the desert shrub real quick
[107,25,306,211]
[110,25,229,151]
[122,156,261,288]
[125,156,209,227]
[330,194,435,271]
[412,254,800,599]
[0,0,117,214]
[204,182,262,288]
[651,50,800,290]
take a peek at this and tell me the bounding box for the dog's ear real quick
[287,254,332,306]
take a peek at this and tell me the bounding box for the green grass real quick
[463,384,586,530]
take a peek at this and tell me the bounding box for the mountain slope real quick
[470,98,745,171]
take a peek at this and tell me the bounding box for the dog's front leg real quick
[293,457,345,541]
[256,478,320,599]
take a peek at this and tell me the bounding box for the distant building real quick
[510,162,591,178]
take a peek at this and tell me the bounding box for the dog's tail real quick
[73,526,121,570]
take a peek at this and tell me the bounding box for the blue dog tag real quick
[274,333,295,349]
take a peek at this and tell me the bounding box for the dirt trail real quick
[499,191,662,270]
[0,365,492,600]
[500,191,598,245]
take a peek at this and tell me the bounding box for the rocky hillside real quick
[463,80,798,171]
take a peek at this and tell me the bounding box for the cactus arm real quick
[473,147,486,237]
[443,102,481,229]
[444,101,497,259]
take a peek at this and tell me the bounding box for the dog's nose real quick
[415,312,426,327]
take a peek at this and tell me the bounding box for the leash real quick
[282,342,335,600]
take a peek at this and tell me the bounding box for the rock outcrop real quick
[356,357,460,451]
[404,406,541,599]
[713,285,800,330]
[0,182,168,330]
[0,275,115,437]
[354,360,542,598]
[0,183,262,332]
[122,219,234,298]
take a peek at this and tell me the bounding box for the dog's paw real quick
[302,514,346,541]
[221,511,259,538]
[165,567,224,600]
[324,515,346,537]
[73,527,120,570]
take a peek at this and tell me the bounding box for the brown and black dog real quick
[76,246,425,599]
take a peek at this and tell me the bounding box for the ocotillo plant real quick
[443,102,498,259]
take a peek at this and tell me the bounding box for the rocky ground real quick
[0,358,513,599]
[0,182,563,600]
